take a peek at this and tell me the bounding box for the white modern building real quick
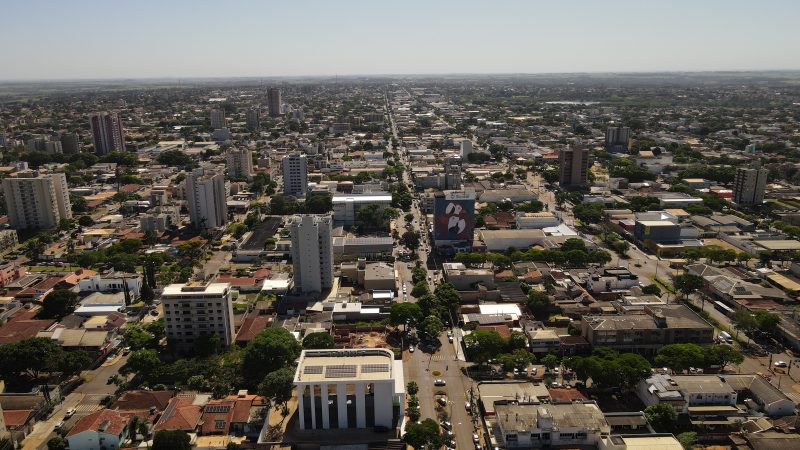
[186,167,228,229]
[294,348,404,430]
[161,282,236,349]
[226,148,254,180]
[2,171,72,230]
[332,193,393,226]
[282,153,308,197]
[290,215,333,294]
[733,163,768,206]
[210,109,226,129]
[78,272,142,299]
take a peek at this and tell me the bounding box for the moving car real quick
[64,408,76,419]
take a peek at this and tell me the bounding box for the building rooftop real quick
[295,348,396,383]
[162,282,230,297]
[495,401,609,432]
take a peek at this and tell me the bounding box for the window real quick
[576,432,587,440]
[215,420,225,430]
[505,434,517,441]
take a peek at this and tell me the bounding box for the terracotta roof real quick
[252,268,270,279]
[154,397,203,432]
[3,409,33,427]
[34,277,64,290]
[120,183,142,193]
[548,388,588,403]
[66,408,129,438]
[199,394,266,435]
[235,316,271,344]
[113,390,174,413]
[477,324,511,339]
[60,269,98,287]
[215,276,259,287]
[0,319,55,344]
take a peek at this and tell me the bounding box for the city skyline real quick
[1,0,799,80]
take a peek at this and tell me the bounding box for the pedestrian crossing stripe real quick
[431,355,446,361]
[74,404,100,413]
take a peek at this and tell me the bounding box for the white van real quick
[719,331,732,343]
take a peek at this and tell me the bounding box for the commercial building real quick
[516,212,560,229]
[581,305,714,355]
[210,109,226,129]
[282,153,308,197]
[332,193,393,226]
[89,112,126,154]
[268,88,282,117]
[434,189,476,253]
[558,145,589,187]
[493,402,610,449]
[294,348,404,430]
[442,262,495,290]
[225,148,254,180]
[161,282,236,349]
[605,126,630,153]
[2,171,72,230]
[633,220,680,244]
[733,163,768,206]
[245,108,260,131]
[290,215,334,294]
[186,167,227,229]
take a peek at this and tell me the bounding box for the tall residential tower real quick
[186,167,228,229]
[282,153,308,197]
[2,171,72,230]
[290,215,333,294]
[89,112,126,154]
[733,162,769,206]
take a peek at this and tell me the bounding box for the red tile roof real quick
[154,397,203,432]
[66,408,129,438]
[3,409,33,427]
[548,388,588,403]
[235,316,271,344]
[113,390,174,413]
[477,324,511,339]
[199,393,266,435]
[0,319,55,344]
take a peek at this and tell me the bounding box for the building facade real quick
[733,164,768,206]
[294,349,404,430]
[268,88,282,117]
[89,112,126,154]
[210,109,226,130]
[186,167,228,229]
[2,171,72,230]
[282,153,308,197]
[494,402,610,449]
[331,193,393,226]
[78,272,142,300]
[605,126,630,153]
[226,148,254,180]
[290,214,333,294]
[245,109,260,131]
[162,282,236,348]
[559,145,589,187]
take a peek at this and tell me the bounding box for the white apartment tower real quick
[186,167,228,229]
[161,282,235,349]
[733,163,769,206]
[210,109,226,130]
[225,148,254,180]
[2,171,72,230]
[282,153,308,197]
[290,214,333,294]
[460,139,473,158]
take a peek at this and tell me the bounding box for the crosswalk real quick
[73,404,100,414]
[430,355,447,361]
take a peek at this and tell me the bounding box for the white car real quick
[774,361,788,368]
[64,408,76,419]
[434,379,446,386]
[409,346,415,353]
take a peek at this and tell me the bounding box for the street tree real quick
[673,274,704,300]
[421,316,444,339]
[463,330,506,365]
[655,344,705,373]
[704,345,744,370]
[526,290,553,321]
[644,403,678,432]
[404,418,442,450]
[389,303,424,327]
[302,332,334,349]
[258,367,294,410]
[242,328,302,383]
[152,430,192,450]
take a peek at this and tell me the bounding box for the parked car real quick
[434,379,446,386]
[64,408,76,419]
[54,420,65,430]
[774,361,788,368]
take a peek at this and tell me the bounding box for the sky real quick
[1,0,799,80]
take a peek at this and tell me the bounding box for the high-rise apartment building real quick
[460,139,473,158]
[210,109,226,130]
[89,112,126,154]
[186,167,228,229]
[605,126,630,153]
[268,88,282,117]
[559,145,589,187]
[2,171,72,230]
[282,153,308,197]
[245,109,260,131]
[225,148,254,180]
[290,215,333,294]
[60,132,80,154]
[162,282,235,349]
[733,163,769,206]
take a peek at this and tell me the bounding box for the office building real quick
[210,109,226,130]
[290,214,333,294]
[443,156,462,189]
[225,148,254,180]
[559,145,589,187]
[268,88,282,117]
[245,108,260,131]
[605,126,630,153]
[433,189,476,254]
[294,348,404,430]
[332,193,393,226]
[162,282,235,349]
[282,153,308,197]
[733,163,768,206]
[2,171,72,230]
[494,402,610,449]
[460,139,473,158]
[186,167,228,229]
[60,132,80,154]
[89,112,126,154]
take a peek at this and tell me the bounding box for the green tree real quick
[673,274,704,300]
[644,403,678,432]
[389,303,424,327]
[541,354,559,371]
[258,367,295,409]
[402,230,421,250]
[123,349,161,376]
[242,328,302,382]
[573,203,603,224]
[302,332,334,349]
[526,290,553,321]
[407,381,419,396]
[656,344,706,373]
[641,284,662,296]
[47,436,68,450]
[507,331,529,351]
[704,345,744,370]
[677,432,697,450]
[59,350,92,376]
[411,281,430,298]
[464,330,506,365]
[152,429,192,450]
[39,289,79,320]
[0,337,63,382]
[404,418,442,450]
[140,282,155,305]
[433,282,461,317]
[421,316,444,339]
[498,349,535,372]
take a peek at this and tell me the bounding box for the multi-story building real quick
[558,145,589,187]
[210,109,226,130]
[225,148,254,180]
[733,163,768,206]
[89,112,126,154]
[245,109,260,131]
[460,139,473,158]
[162,282,236,349]
[186,167,227,229]
[331,193,393,226]
[605,126,630,153]
[78,272,142,300]
[282,153,308,197]
[268,88,282,117]
[290,214,333,294]
[294,348,404,430]
[60,132,80,154]
[581,304,714,356]
[494,402,610,449]
[2,171,72,230]
[433,189,476,254]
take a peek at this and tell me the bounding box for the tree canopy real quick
[242,328,302,382]
[302,332,334,349]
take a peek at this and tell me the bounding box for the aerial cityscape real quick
[1,2,800,450]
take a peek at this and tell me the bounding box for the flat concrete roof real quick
[295,349,395,383]
[162,282,230,297]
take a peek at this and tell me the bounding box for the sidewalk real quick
[22,393,85,450]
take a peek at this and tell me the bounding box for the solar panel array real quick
[304,365,323,375]
[205,405,231,413]
[325,364,357,378]
[361,363,390,373]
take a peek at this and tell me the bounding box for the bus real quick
[714,301,734,316]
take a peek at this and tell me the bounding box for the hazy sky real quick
[1,0,799,80]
